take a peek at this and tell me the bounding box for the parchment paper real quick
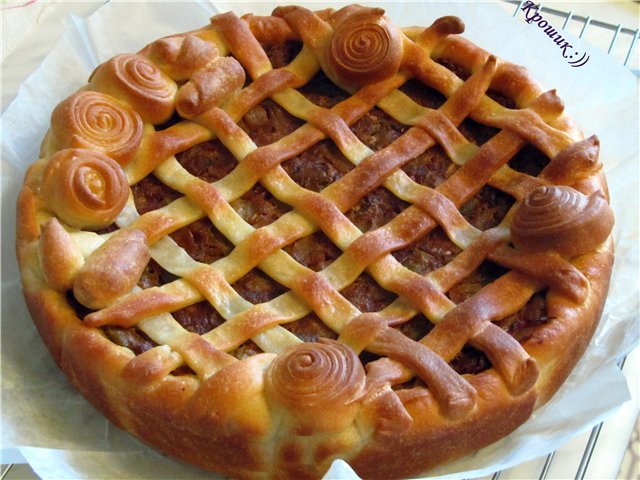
[2,1,638,479]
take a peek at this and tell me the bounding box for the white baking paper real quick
[2,1,638,479]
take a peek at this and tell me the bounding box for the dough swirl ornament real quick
[265,338,367,436]
[41,148,129,229]
[49,91,143,166]
[16,4,616,479]
[326,8,403,87]
[89,53,178,124]
[510,186,614,256]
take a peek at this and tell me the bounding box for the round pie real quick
[15,5,615,479]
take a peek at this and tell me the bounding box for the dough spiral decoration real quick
[327,11,403,88]
[265,339,366,432]
[51,91,143,167]
[41,148,129,230]
[510,186,614,257]
[90,54,178,124]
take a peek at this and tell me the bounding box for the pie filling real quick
[73,40,552,377]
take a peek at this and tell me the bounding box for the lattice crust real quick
[16,5,615,479]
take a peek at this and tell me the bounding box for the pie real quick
[15,4,615,479]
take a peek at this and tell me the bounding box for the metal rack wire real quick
[0,465,16,480]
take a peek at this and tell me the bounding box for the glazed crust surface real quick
[16,5,614,479]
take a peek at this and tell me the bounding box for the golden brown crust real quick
[15,5,616,479]
[38,218,84,291]
[524,238,615,406]
[140,33,220,83]
[176,56,246,119]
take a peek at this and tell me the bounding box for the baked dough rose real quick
[41,148,129,230]
[326,8,403,88]
[265,339,366,433]
[89,53,178,124]
[510,186,614,257]
[50,90,143,166]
